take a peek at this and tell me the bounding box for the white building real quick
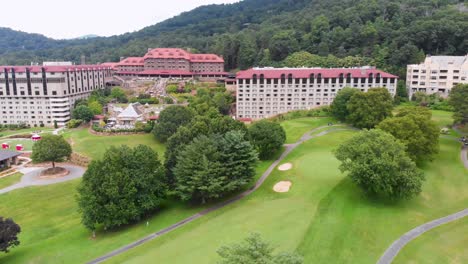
[236,67,398,120]
[407,55,468,98]
[0,65,113,126]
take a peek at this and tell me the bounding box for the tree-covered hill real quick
[0,0,466,77]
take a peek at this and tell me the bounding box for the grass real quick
[0,173,23,189]
[393,217,468,264]
[0,135,275,263]
[0,127,54,139]
[0,138,36,151]
[63,128,166,160]
[280,117,335,144]
[105,113,468,264]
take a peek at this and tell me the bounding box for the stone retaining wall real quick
[70,152,90,167]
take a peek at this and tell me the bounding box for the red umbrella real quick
[2,143,9,149]
[31,134,41,141]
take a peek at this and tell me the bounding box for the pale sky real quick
[0,0,239,39]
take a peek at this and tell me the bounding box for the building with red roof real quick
[0,64,113,127]
[236,67,398,120]
[109,48,225,78]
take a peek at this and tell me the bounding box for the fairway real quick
[64,129,166,160]
[393,217,468,264]
[280,117,335,144]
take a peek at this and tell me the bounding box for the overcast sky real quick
[0,0,239,39]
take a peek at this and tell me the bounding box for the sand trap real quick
[273,181,292,193]
[278,163,292,171]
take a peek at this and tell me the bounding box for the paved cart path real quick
[0,165,85,194]
[376,145,468,264]
[87,125,353,264]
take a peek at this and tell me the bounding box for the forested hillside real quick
[0,0,467,77]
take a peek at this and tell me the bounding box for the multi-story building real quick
[236,67,398,120]
[407,55,468,98]
[112,48,225,79]
[0,65,113,126]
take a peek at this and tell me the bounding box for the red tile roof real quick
[236,68,398,79]
[118,57,144,66]
[0,65,112,73]
[143,48,224,63]
[138,70,194,75]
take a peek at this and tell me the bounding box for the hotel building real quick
[236,67,398,120]
[407,55,468,98]
[0,65,113,126]
[112,48,226,79]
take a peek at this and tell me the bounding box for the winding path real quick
[377,145,468,264]
[87,125,352,264]
[0,165,85,194]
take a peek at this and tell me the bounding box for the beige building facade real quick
[406,55,468,98]
[236,67,398,120]
[0,65,113,126]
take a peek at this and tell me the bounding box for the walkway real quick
[0,165,85,194]
[87,125,352,264]
[377,144,468,264]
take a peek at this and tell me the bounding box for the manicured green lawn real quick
[0,138,36,151]
[393,217,468,264]
[107,131,468,264]
[0,173,23,189]
[0,150,274,264]
[0,128,54,139]
[63,129,166,160]
[280,117,335,144]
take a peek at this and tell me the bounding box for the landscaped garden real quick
[0,109,466,264]
[0,173,23,190]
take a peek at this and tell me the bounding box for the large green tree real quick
[378,108,439,164]
[217,233,303,264]
[0,217,21,253]
[173,131,257,203]
[72,105,94,122]
[153,105,195,142]
[77,145,166,236]
[164,115,247,187]
[346,88,394,129]
[448,84,468,125]
[330,88,362,122]
[335,129,424,199]
[31,135,72,168]
[248,120,286,160]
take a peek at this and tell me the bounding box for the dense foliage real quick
[72,105,94,122]
[346,88,394,128]
[0,217,21,253]
[31,135,72,168]
[217,233,303,264]
[152,105,195,142]
[335,129,424,199]
[377,107,439,164]
[248,120,286,159]
[77,145,166,234]
[173,131,257,204]
[448,84,468,125]
[330,88,361,122]
[0,0,466,77]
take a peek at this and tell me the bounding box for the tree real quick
[217,233,303,264]
[77,145,166,236]
[346,88,394,129]
[53,120,58,129]
[448,84,468,125]
[164,115,247,187]
[335,129,424,199]
[152,105,194,142]
[88,100,103,115]
[248,120,286,160]
[378,108,439,163]
[396,106,432,120]
[110,87,128,103]
[330,88,362,121]
[173,131,257,203]
[72,105,94,122]
[0,217,21,253]
[31,135,72,168]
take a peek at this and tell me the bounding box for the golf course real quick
[0,111,466,264]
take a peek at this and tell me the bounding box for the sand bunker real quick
[273,181,292,193]
[278,163,292,171]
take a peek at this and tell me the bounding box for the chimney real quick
[81,55,86,65]
[148,48,152,52]
[120,56,125,62]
